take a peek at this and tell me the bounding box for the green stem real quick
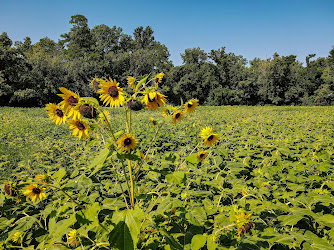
[110,159,130,209]
[128,160,135,208]
[49,184,84,209]
[177,142,200,170]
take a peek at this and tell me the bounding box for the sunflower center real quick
[175,113,181,119]
[187,103,193,108]
[79,104,96,119]
[200,153,205,158]
[208,135,214,141]
[124,138,132,146]
[108,86,119,98]
[155,78,159,83]
[32,187,41,194]
[68,96,78,107]
[76,121,85,131]
[55,109,64,117]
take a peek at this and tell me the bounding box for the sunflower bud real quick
[4,183,16,196]
[127,100,143,111]
[79,104,97,119]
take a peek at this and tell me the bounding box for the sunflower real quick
[127,76,136,90]
[98,110,111,125]
[75,103,97,119]
[154,72,164,89]
[97,78,125,108]
[200,127,220,146]
[68,229,80,247]
[185,99,199,113]
[4,182,16,196]
[197,150,208,162]
[22,184,46,202]
[172,110,184,124]
[45,103,67,125]
[149,117,157,127]
[90,77,101,92]
[142,90,167,111]
[117,134,138,152]
[11,232,23,243]
[127,100,143,111]
[35,174,50,184]
[58,88,81,120]
[68,119,91,140]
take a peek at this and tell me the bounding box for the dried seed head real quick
[79,104,96,119]
[127,100,143,111]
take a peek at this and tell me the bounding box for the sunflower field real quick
[1,74,334,250]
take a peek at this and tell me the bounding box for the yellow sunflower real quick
[172,110,184,124]
[68,229,80,247]
[200,127,220,146]
[127,76,136,90]
[197,150,208,162]
[90,77,102,92]
[11,232,23,243]
[35,174,50,184]
[97,78,125,108]
[142,90,167,111]
[154,72,164,89]
[68,119,91,140]
[45,103,67,125]
[22,184,46,202]
[58,87,81,120]
[117,134,138,152]
[185,99,199,113]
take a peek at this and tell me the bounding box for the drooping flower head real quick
[22,184,46,202]
[117,134,138,152]
[200,127,220,146]
[197,150,208,162]
[45,103,67,125]
[185,99,199,113]
[75,103,97,119]
[68,229,80,247]
[127,100,143,111]
[35,174,51,184]
[58,88,81,120]
[142,89,167,111]
[68,119,91,140]
[154,72,164,89]
[172,110,184,124]
[11,232,23,243]
[127,76,136,90]
[97,78,125,108]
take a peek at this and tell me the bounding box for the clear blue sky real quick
[1,0,333,66]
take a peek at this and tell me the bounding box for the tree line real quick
[1,14,333,107]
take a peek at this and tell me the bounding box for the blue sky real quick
[1,0,333,66]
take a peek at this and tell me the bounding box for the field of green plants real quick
[1,105,334,249]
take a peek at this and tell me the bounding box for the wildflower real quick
[4,183,16,196]
[22,184,46,202]
[117,134,138,152]
[68,119,91,140]
[35,174,51,184]
[98,110,111,125]
[97,78,125,108]
[90,77,101,92]
[58,88,82,120]
[149,117,157,127]
[45,103,67,125]
[142,90,167,111]
[197,150,208,162]
[127,76,136,90]
[238,222,254,238]
[172,110,184,124]
[127,100,143,111]
[68,229,80,247]
[154,72,164,89]
[185,99,199,113]
[11,232,22,243]
[200,127,220,146]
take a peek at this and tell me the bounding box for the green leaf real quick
[191,234,206,250]
[88,147,110,177]
[109,221,134,250]
[160,229,183,250]
[82,97,99,106]
[166,171,186,185]
[277,215,303,226]
[136,75,148,91]
[53,168,66,181]
[186,153,197,165]
[186,207,207,226]
[207,235,218,250]
[316,214,334,227]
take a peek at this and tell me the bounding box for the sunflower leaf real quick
[88,148,111,177]
[135,76,148,91]
[82,97,99,106]
[166,171,186,185]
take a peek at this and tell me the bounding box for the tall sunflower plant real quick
[2,73,222,249]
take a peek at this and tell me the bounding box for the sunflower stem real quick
[128,159,135,208]
[110,159,130,209]
[49,184,84,209]
[177,142,200,170]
